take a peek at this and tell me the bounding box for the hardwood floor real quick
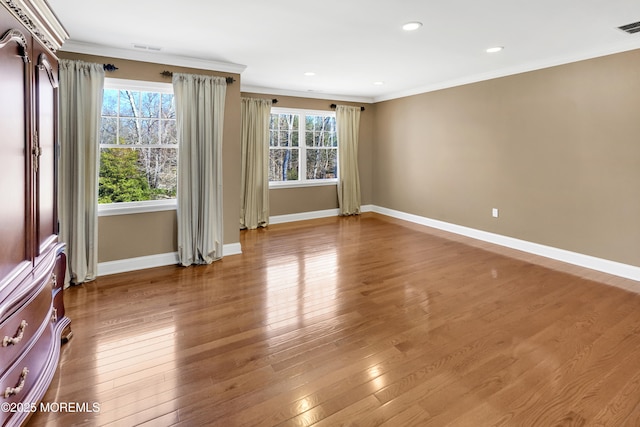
[26,213,640,426]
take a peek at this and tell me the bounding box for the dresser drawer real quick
[0,323,53,425]
[0,282,52,375]
[52,253,66,292]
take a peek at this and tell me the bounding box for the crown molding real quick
[374,40,640,103]
[241,84,374,104]
[60,40,247,74]
[1,0,69,52]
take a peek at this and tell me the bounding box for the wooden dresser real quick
[0,1,70,425]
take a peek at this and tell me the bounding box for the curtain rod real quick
[243,97,278,104]
[161,70,235,84]
[102,65,235,85]
[330,103,365,111]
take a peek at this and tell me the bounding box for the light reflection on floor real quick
[94,325,177,416]
[265,249,338,329]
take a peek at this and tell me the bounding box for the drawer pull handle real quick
[2,320,28,347]
[4,367,29,398]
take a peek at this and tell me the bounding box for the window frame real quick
[98,78,178,216]
[269,107,338,189]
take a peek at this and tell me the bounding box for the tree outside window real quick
[269,108,337,185]
[99,82,177,204]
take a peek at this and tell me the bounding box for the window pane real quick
[305,115,336,147]
[161,94,175,119]
[138,147,178,199]
[119,118,139,144]
[102,89,118,116]
[99,147,148,203]
[278,131,289,147]
[306,131,336,147]
[273,115,282,129]
[269,114,278,130]
[140,92,160,118]
[321,131,336,147]
[273,130,298,147]
[328,132,337,147]
[269,148,299,181]
[139,119,160,144]
[116,118,162,145]
[99,147,177,203]
[324,116,336,133]
[306,148,337,179]
[119,90,140,117]
[276,114,298,131]
[161,120,177,145]
[100,117,117,144]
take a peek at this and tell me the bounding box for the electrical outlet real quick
[492,208,499,218]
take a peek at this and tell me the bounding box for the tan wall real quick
[373,49,640,267]
[98,211,177,262]
[59,52,241,263]
[63,48,640,268]
[241,92,374,216]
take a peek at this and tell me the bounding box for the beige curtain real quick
[58,59,105,285]
[172,73,227,266]
[240,97,272,229]
[336,105,361,215]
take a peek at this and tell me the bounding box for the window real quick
[98,79,177,214]
[269,108,337,187]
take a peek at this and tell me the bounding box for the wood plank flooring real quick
[26,213,640,426]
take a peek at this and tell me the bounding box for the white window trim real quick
[104,78,173,93]
[98,199,177,217]
[269,107,337,189]
[269,179,338,189]
[99,78,177,216]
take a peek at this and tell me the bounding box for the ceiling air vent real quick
[618,21,640,34]
[132,44,162,52]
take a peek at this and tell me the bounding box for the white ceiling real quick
[50,0,640,102]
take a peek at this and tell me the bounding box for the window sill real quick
[98,200,177,217]
[269,180,338,189]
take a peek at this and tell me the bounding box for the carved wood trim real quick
[37,52,57,88]
[0,28,29,62]
[2,0,68,52]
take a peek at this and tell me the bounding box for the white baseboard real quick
[270,208,340,224]
[372,206,640,282]
[98,252,179,276]
[269,204,375,225]
[224,242,243,256]
[98,242,243,276]
[97,205,640,283]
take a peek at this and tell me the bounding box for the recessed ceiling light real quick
[402,21,423,31]
[373,81,384,86]
[304,72,316,76]
[486,46,504,53]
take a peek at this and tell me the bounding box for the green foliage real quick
[149,186,177,200]
[99,148,152,203]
